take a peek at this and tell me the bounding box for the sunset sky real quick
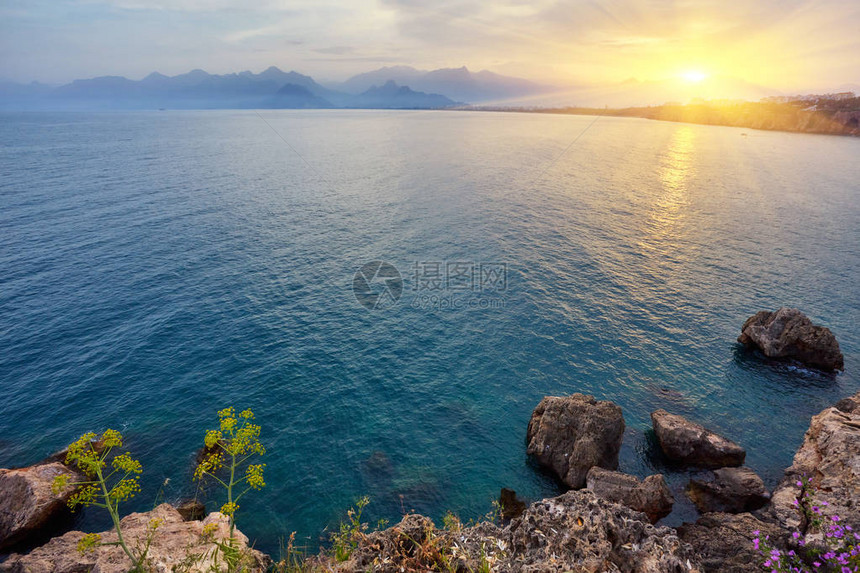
[2,0,859,93]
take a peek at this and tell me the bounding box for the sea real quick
[1,110,858,557]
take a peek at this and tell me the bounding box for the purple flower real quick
[832,515,840,522]
[793,531,801,539]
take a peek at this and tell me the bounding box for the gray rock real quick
[770,390,860,532]
[738,307,844,371]
[686,467,770,513]
[677,512,787,573]
[586,466,674,523]
[2,503,270,573]
[651,409,745,468]
[505,491,700,572]
[526,394,625,488]
[0,461,81,552]
[343,490,701,572]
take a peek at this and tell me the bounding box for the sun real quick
[681,70,708,83]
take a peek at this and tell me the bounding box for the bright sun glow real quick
[681,70,708,83]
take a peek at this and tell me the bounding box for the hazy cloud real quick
[0,0,857,90]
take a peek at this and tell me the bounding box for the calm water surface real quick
[1,110,858,555]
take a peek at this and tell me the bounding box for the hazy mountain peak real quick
[354,80,455,108]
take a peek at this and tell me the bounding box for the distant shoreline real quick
[466,99,860,137]
[3,101,859,138]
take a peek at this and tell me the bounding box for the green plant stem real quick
[95,454,140,570]
[228,451,236,538]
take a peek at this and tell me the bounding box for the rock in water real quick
[0,461,81,552]
[651,409,745,468]
[686,467,770,513]
[770,390,860,531]
[738,307,844,371]
[525,394,625,488]
[586,466,674,523]
[498,488,527,521]
[176,499,206,521]
[2,503,271,573]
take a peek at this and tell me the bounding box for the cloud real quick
[313,46,354,55]
[0,0,857,89]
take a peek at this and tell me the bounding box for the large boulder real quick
[525,394,625,488]
[770,390,860,531]
[586,467,674,523]
[651,410,745,468]
[1,503,270,573]
[738,307,844,371]
[686,467,770,514]
[0,461,82,552]
[677,512,787,573]
[341,490,701,572]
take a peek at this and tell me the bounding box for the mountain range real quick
[329,65,546,103]
[2,65,844,111]
[0,65,549,111]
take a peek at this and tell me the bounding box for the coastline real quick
[467,99,860,137]
[1,308,854,572]
[2,386,857,572]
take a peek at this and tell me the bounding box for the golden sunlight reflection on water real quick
[640,125,696,254]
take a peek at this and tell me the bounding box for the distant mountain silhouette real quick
[263,83,334,109]
[337,66,426,94]
[335,66,548,103]
[349,81,456,109]
[0,66,462,110]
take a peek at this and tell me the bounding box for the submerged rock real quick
[738,307,844,371]
[0,460,82,552]
[770,390,860,531]
[526,394,625,488]
[586,466,674,523]
[651,409,745,468]
[677,512,787,573]
[340,490,700,572]
[686,467,770,514]
[2,503,270,573]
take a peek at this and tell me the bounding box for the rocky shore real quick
[0,308,853,572]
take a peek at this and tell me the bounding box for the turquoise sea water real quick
[1,110,858,556]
